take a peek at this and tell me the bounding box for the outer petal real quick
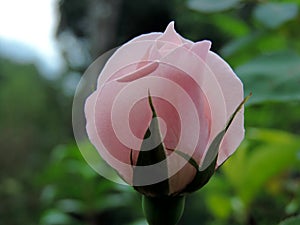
[85,88,134,183]
[131,32,162,43]
[205,51,244,167]
[190,40,212,60]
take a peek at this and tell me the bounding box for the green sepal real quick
[167,148,199,170]
[132,94,169,196]
[181,152,218,194]
[142,195,185,225]
[199,93,251,172]
[167,147,217,194]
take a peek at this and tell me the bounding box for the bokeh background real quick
[0,0,300,224]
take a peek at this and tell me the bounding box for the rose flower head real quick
[84,22,246,197]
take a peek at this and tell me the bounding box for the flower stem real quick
[142,195,186,225]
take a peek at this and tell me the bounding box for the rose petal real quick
[168,154,196,194]
[131,32,162,43]
[116,61,159,82]
[160,45,228,163]
[205,51,244,166]
[191,40,212,60]
[85,88,134,183]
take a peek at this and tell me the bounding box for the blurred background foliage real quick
[0,0,300,224]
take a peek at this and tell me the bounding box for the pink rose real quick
[85,22,244,195]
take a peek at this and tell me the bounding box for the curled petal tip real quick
[158,21,182,44]
[164,21,176,34]
[167,21,175,28]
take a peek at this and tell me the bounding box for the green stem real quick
[142,195,186,225]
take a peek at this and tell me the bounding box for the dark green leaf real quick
[223,128,300,205]
[279,215,300,225]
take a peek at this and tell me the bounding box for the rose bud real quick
[84,22,247,225]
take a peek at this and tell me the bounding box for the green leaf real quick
[133,94,169,196]
[223,128,300,205]
[236,51,300,105]
[254,3,298,29]
[205,192,232,219]
[129,219,148,225]
[56,199,86,214]
[40,209,74,225]
[212,14,250,37]
[187,0,241,12]
[199,175,234,220]
[279,215,300,225]
[221,32,260,57]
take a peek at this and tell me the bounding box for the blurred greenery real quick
[1,0,300,225]
[279,215,300,225]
